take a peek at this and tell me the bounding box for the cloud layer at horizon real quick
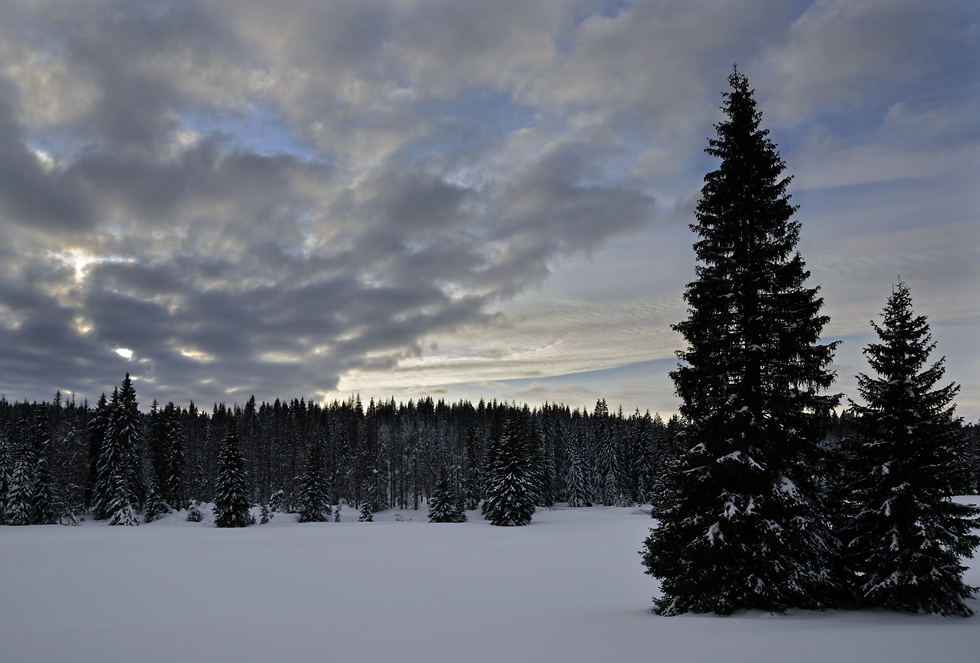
[0,0,977,418]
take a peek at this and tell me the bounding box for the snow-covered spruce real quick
[143,478,171,524]
[564,435,590,508]
[842,281,980,616]
[4,432,37,526]
[33,437,60,525]
[298,435,332,523]
[87,392,112,520]
[104,472,140,526]
[593,399,620,507]
[642,68,840,615]
[95,376,144,525]
[107,502,140,526]
[213,421,252,528]
[162,401,186,510]
[0,429,8,525]
[428,466,466,523]
[462,427,483,511]
[483,407,537,527]
[269,489,285,514]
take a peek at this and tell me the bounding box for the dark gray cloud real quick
[0,78,93,231]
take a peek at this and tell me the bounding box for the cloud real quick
[0,77,94,231]
[0,0,662,406]
[759,0,963,124]
[0,1,975,421]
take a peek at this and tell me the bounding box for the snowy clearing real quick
[2,502,979,663]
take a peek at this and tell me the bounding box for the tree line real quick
[0,383,692,527]
[1,379,975,529]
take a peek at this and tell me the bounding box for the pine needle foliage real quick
[213,421,252,528]
[298,435,332,523]
[843,281,980,616]
[483,408,537,527]
[641,67,840,615]
[428,466,466,523]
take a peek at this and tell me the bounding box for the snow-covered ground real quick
[2,501,979,663]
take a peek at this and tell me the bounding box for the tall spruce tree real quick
[91,390,117,520]
[298,435,331,522]
[592,400,617,506]
[5,427,37,526]
[93,376,144,524]
[641,68,840,615]
[462,427,483,511]
[163,402,185,509]
[483,408,536,527]
[843,281,980,616]
[115,374,144,509]
[33,435,59,525]
[632,410,657,506]
[87,392,110,513]
[0,425,9,524]
[213,420,252,528]
[564,439,590,508]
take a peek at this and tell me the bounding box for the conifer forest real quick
[0,383,680,529]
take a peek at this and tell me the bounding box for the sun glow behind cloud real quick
[49,249,135,283]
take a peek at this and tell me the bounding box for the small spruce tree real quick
[31,415,60,525]
[429,466,466,523]
[213,421,252,528]
[106,473,140,527]
[5,437,37,526]
[0,427,9,525]
[483,409,536,527]
[298,436,332,523]
[463,428,483,511]
[564,440,589,508]
[87,393,110,515]
[269,489,285,513]
[143,478,171,523]
[843,281,980,616]
[163,402,185,509]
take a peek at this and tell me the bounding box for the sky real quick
[0,0,976,420]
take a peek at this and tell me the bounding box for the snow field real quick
[2,503,979,663]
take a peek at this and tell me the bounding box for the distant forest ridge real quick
[2,376,977,528]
